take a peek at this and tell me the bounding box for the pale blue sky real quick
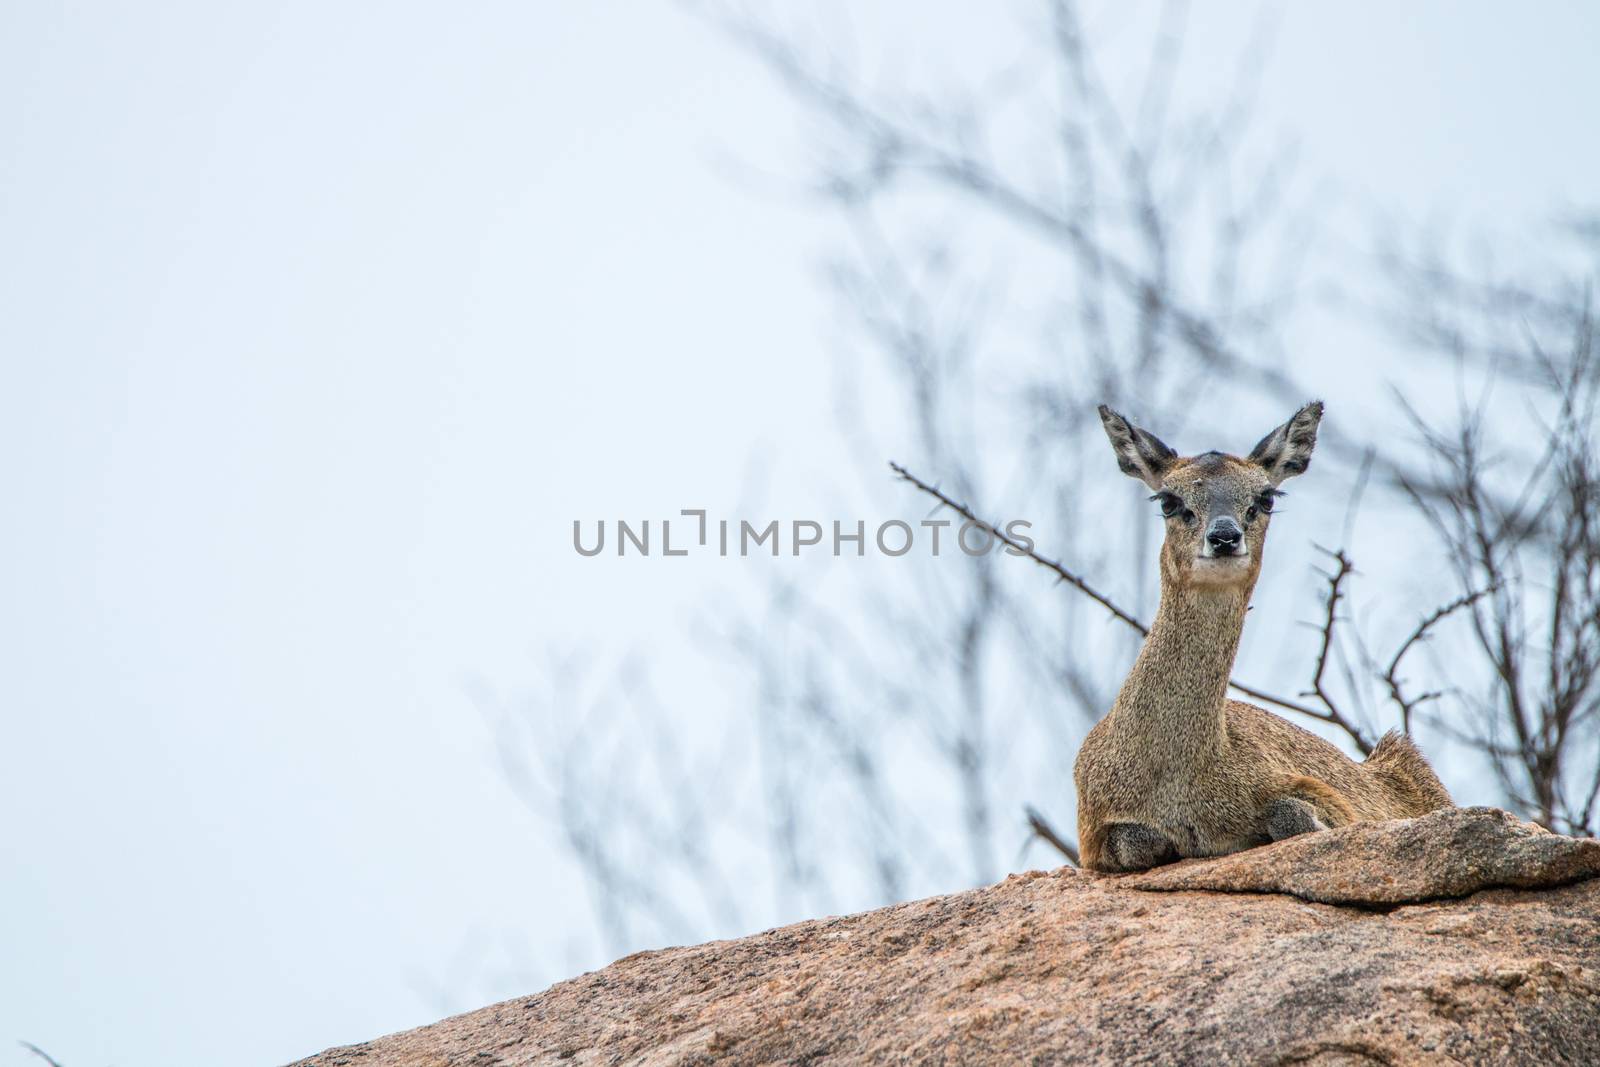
[2,3,1596,1065]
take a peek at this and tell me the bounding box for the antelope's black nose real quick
[1206,517,1243,555]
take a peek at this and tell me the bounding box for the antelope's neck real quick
[1113,583,1249,740]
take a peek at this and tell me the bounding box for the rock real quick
[292,808,1600,1065]
[1122,805,1600,906]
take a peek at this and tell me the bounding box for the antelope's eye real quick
[1152,492,1183,519]
[1256,491,1278,514]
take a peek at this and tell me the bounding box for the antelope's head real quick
[1097,401,1323,590]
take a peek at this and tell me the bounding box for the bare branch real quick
[891,460,1332,726]
[1383,586,1496,735]
[19,1043,64,1067]
[889,461,1144,633]
[1024,805,1080,867]
[1296,547,1373,754]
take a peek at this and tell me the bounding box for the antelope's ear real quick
[1098,404,1177,490]
[1248,401,1324,485]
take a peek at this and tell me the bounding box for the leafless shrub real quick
[1377,244,1600,834]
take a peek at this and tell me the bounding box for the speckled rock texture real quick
[293,808,1600,1066]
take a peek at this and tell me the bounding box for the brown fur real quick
[1075,403,1453,872]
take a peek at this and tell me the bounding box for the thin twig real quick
[1024,804,1080,866]
[19,1043,64,1067]
[1225,678,1331,723]
[890,460,1329,723]
[1298,546,1373,754]
[890,462,1146,633]
[1384,585,1496,734]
